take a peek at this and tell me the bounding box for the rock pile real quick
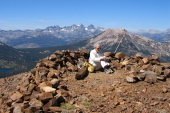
[0,50,90,113]
[107,52,170,83]
[1,50,170,112]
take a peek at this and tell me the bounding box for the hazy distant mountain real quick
[0,24,104,48]
[130,29,170,43]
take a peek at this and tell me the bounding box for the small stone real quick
[125,71,138,83]
[164,69,170,78]
[115,52,125,59]
[50,78,60,87]
[126,76,137,83]
[142,58,149,64]
[41,86,56,93]
[39,92,53,102]
[38,81,52,88]
[29,98,43,109]
[135,53,142,58]
[22,79,30,87]
[149,55,159,60]
[104,52,112,57]
[49,54,57,61]
[10,91,23,101]
[13,105,24,113]
[150,101,159,106]
[43,94,65,111]
[157,76,166,81]
[0,98,3,105]
[27,83,36,92]
[49,107,62,112]
[162,87,168,93]
[137,72,146,81]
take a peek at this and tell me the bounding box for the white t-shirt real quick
[89,49,104,70]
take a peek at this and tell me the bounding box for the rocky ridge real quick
[1,50,170,112]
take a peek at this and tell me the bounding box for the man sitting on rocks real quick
[89,43,113,74]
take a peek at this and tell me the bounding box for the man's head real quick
[94,43,101,53]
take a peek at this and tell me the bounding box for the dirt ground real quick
[1,68,170,113]
[61,69,170,113]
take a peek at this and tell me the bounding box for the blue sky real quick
[0,0,169,31]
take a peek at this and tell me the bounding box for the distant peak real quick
[102,28,128,36]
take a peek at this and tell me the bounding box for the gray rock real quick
[144,71,157,84]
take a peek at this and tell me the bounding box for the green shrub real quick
[60,103,76,110]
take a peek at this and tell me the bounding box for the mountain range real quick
[131,29,170,43]
[0,24,104,48]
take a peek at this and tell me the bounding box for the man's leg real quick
[90,61,102,71]
[101,61,114,74]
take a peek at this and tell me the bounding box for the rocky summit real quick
[1,50,170,113]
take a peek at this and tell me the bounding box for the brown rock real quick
[48,54,57,61]
[104,52,112,57]
[22,79,30,87]
[142,58,149,64]
[142,64,152,71]
[13,105,24,113]
[152,65,162,75]
[69,52,76,58]
[41,86,56,93]
[43,94,65,111]
[0,78,6,84]
[137,59,144,66]
[149,55,159,60]
[47,69,55,78]
[34,75,44,85]
[134,53,142,58]
[161,63,170,69]
[38,67,49,76]
[45,60,56,68]
[157,75,166,81]
[24,96,30,101]
[39,92,53,102]
[137,71,146,81]
[111,60,123,70]
[121,59,129,65]
[66,56,74,64]
[68,65,78,72]
[50,78,60,87]
[49,106,62,112]
[27,83,36,92]
[54,50,63,56]
[19,86,28,92]
[75,66,88,80]
[115,52,125,59]
[0,98,4,105]
[10,91,23,101]
[23,109,33,113]
[38,81,52,88]
[30,90,40,100]
[47,68,61,79]
[125,71,138,83]
[164,69,170,78]
[29,98,43,109]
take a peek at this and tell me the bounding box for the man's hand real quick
[100,57,108,61]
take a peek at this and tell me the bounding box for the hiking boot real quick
[104,68,114,74]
